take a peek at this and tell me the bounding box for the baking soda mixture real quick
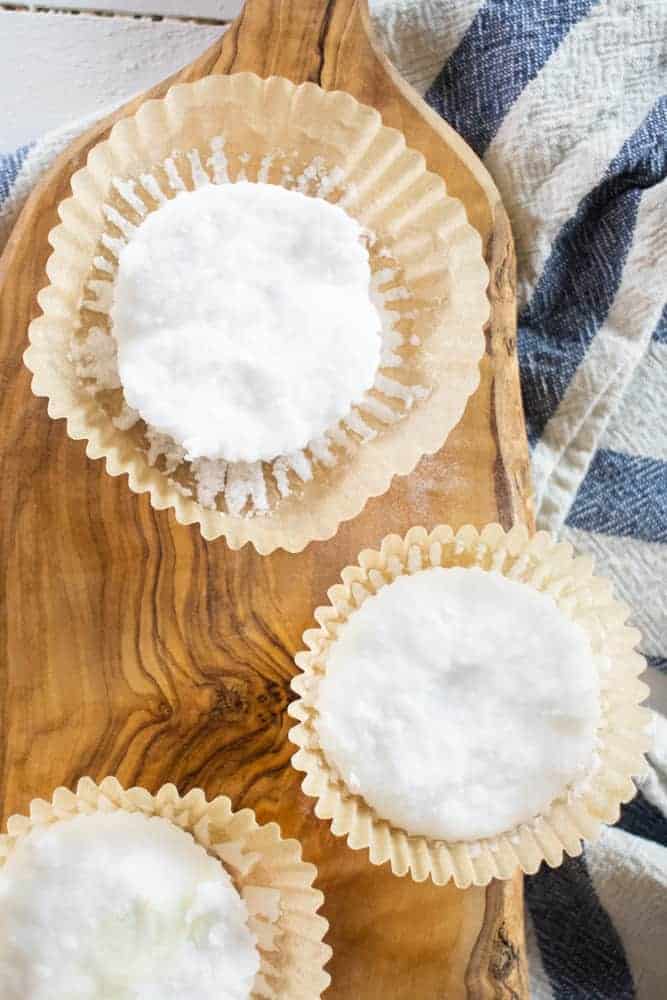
[110,182,382,464]
[0,811,259,999]
[316,567,601,842]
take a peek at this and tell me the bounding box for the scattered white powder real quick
[285,449,313,482]
[316,567,601,842]
[145,427,185,473]
[271,456,291,499]
[110,182,382,464]
[224,461,268,516]
[308,436,336,467]
[82,279,114,315]
[187,150,209,189]
[164,157,186,193]
[207,138,229,185]
[257,153,275,184]
[192,457,228,509]
[69,327,121,392]
[0,811,259,999]
[112,401,140,431]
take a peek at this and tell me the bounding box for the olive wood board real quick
[0,1,533,996]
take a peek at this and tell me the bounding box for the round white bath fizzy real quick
[0,810,260,999]
[315,566,601,842]
[111,182,383,463]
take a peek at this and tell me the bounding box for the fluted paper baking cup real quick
[24,72,488,553]
[288,523,651,888]
[0,777,331,998]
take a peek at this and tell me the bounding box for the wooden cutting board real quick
[0,1,533,996]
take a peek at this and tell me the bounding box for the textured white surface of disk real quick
[0,811,259,999]
[316,566,601,842]
[110,182,382,463]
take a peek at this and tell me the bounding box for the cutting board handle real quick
[211,0,376,85]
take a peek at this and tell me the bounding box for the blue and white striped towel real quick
[1,1,665,995]
[374,4,666,994]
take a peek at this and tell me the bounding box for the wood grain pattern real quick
[0,1,532,997]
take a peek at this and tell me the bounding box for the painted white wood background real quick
[0,3,244,152]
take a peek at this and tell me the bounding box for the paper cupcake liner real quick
[0,777,331,999]
[24,72,488,553]
[288,523,651,888]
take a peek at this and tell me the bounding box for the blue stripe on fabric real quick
[425,0,598,156]
[566,448,667,543]
[647,655,667,673]
[652,302,667,344]
[618,789,667,848]
[519,95,667,446]
[526,855,634,999]
[0,144,31,203]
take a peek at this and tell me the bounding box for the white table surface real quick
[0,2,433,154]
[0,3,244,153]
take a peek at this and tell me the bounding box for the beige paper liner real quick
[24,72,488,554]
[0,777,331,999]
[288,523,651,888]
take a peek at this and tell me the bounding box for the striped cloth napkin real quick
[374,4,666,995]
[1,2,665,996]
